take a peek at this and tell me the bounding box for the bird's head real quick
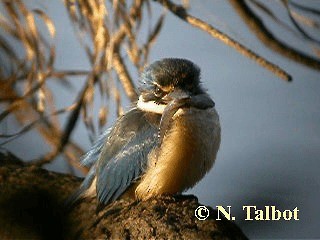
[137,58,210,114]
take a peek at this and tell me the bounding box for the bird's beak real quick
[162,88,191,103]
[162,87,215,109]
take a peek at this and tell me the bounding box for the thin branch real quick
[57,76,93,153]
[28,150,60,167]
[289,1,320,16]
[156,0,292,81]
[280,0,320,44]
[290,10,320,29]
[0,81,84,167]
[104,0,143,101]
[50,70,90,78]
[112,52,138,101]
[229,0,320,72]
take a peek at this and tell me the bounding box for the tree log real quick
[0,152,247,239]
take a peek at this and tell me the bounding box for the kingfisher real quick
[74,58,221,205]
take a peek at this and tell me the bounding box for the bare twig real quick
[289,1,320,16]
[50,70,90,78]
[280,0,320,44]
[0,80,85,172]
[112,53,138,101]
[1,0,153,168]
[156,0,292,81]
[229,0,320,71]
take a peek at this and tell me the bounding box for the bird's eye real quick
[154,86,164,98]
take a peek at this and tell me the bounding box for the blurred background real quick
[1,0,319,238]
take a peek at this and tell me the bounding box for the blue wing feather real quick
[77,108,159,205]
[96,109,158,204]
[67,164,97,205]
[80,128,110,167]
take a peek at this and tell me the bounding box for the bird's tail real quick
[65,166,97,209]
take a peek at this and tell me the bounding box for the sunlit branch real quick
[156,0,292,81]
[230,0,320,72]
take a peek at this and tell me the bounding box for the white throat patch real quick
[137,96,166,114]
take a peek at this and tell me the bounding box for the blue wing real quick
[96,108,158,204]
[68,127,109,205]
[80,128,111,167]
[77,108,159,205]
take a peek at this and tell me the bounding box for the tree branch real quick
[0,81,85,172]
[0,153,248,240]
[156,0,292,81]
[112,52,138,102]
[229,0,320,71]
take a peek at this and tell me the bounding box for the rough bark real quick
[0,152,247,239]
